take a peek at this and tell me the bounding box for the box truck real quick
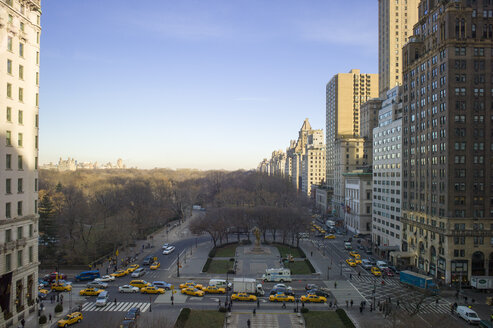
[233,278,264,296]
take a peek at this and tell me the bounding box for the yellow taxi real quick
[140,286,165,294]
[269,293,295,302]
[349,251,359,258]
[179,281,203,290]
[181,287,205,297]
[300,294,327,303]
[324,234,336,239]
[130,280,151,288]
[354,258,362,264]
[346,258,357,267]
[231,293,257,301]
[51,283,72,292]
[57,312,83,327]
[202,285,226,294]
[150,262,160,270]
[79,288,103,296]
[110,270,127,278]
[371,267,382,276]
[126,264,139,273]
[39,288,50,297]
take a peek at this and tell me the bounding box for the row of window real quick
[4,246,34,272]
[4,223,34,242]
[5,200,37,218]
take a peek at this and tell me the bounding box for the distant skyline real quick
[40,0,378,170]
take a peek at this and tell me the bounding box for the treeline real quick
[38,169,311,265]
[190,171,311,248]
[38,169,210,265]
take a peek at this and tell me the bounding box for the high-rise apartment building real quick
[333,136,365,217]
[0,0,41,326]
[301,131,326,196]
[378,0,419,97]
[344,169,373,234]
[402,0,493,283]
[360,98,384,167]
[288,118,315,190]
[326,69,378,214]
[372,86,403,260]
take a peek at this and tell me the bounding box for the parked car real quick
[124,307,141,321]
[44,272,67,283]
[382,268,394,277]
[143,256,153,266]
[456,306,481,325]
[269,288,295,296]
[131,268,146,278]
[162,245,176,255]
[152,281,173,290]
[95,275,115,282]
[376,261,388,270]
[305,284,318,291]
[306,289,330,298]
[119,285,140,293]
[273,284,292,291]
[86,281,108,289]
[388,265,399,274]
[38,279,49,288]
[361,259,373,270]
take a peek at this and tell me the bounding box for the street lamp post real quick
[225,272,229,307]
[177,254,180,278]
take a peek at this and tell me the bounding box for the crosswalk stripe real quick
[140,303,150,312]
[121,303,133,312]
[115,303,126,311]
[104,303,118,311]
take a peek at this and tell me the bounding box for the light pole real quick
[177,254,180,278]
[225,271,229,307]
[340,261,343,276]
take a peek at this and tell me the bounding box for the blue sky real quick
[40,0,378,170]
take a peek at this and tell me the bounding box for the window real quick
[34,179,37,192]
[18,110,23,124]
[35,114,38,128]
[6,154,11,169]
[5,202,11,218]
[6,107,11,122]
[18,155,22,170]
[35,157,38,170]
[17,201,22,216]
[17,226,22,239]
[36,52,39,65]
[18,65,23,80]
[7,59,12,74]
[7,83,12,98]
[5,254,11,272]
[7,37,12,51]
[29,224,33,237]
[6,131,11,146]
[28,246,33,263]
[36,72,39,85]
[18,87,23,102]
[6,179,11,194]
[20,22,24,32]
[5,229,11,242]
[18,133,23,147]
[17,178,22,193]
[19,43,24,57]
[17,250,22,268]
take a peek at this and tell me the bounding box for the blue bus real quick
[75,270,100,282]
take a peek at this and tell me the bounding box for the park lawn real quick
[285,260,314,275]
[303,311,345,328]
[206,260,234,274]
[274,243,303,258]
[184,310,225,328]
[214,244,238,257]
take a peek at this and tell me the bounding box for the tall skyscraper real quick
[378,0,419,97]
[402,0,493,284]
[301,131,325,196]
[326,69,378,214]
[372,86,403,260]
[0,1,41,326]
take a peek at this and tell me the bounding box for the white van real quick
[376,261,388,270]
[456,306,481,325]
[209,279,232,290]
[95,291,109,307]
[262,268,292,282]
[344,242,352,250]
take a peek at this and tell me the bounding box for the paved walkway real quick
[226,311,304,328]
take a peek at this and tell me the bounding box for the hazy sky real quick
[40,0,378,170]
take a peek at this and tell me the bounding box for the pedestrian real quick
[465,296,468,303]
[396,300,399,308]
[346,300,349,308]
[49,314,52,322]
[329,301,333,308]
[334,281,337,289]
[350,299,353,307]
[106,267,109,275]
[455,290,459,299]
[56,294,59,302]
[114,298,117,305]
[247,319,251,328]
[450,304,454,314]
[60,294,63,304]
[360,306,363,313]
[358,271,361,277]
[311,251,313,257]
[253,308,256,316]
[257,298,260,308]
[282,301,286,309]
[472,298,475,304]
[350,273,352,280]
[436,298,439,305]
[21,318,25,327]
[228,303,232,312]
